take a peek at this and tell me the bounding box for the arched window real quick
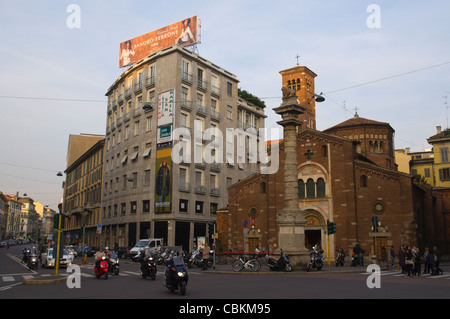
[360,175,368,188]
[298,179,305,199]
[260,182,266,193]
[317,178,325,197]
[296,78,301,90]
[306,178,315,198]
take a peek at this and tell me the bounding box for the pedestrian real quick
[423,247,429,274]
[380,246,387,268]
[404,246,413,278]
[398,245,405,273]
[202,242,210,270]
[412,246,420,277]
[433,246,443,275]
[426,248,436,275]
[390,245,395,268]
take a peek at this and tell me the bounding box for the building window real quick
[130,201,137,214]
[260,182,266,193]
[210,203,218,215]
[179,199,188,212]
[360,175,368,188]
[317,178,325,197]
[298,179,305,199]
[142,200,150,213]
[322,145,328,157]
[306,178,315,198]
[195,201,203,214]
[441,148,449,163]
[424,168,430,178]
[439,168,450,180]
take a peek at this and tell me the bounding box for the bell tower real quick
[279,61,320,130]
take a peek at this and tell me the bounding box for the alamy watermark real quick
[66,264,81,288]
[366,264,381,288]
[66,4,81,29]
[367,4,381,29]
[171,121,281,175]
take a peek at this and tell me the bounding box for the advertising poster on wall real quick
[158,89,175,127]
[155,148,172,213]
[119,16,199,68]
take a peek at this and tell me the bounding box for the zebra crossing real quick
[1,265,203,284]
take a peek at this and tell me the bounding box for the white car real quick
[41,248,73,268]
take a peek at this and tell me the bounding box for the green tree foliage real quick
[238,88,266,109]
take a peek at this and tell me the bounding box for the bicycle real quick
[232,254,261,272]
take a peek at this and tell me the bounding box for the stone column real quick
[273,88,310,269]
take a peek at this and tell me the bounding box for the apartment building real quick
[102,45,265,251]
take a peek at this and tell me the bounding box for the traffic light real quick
[53,214,66,229]
[327,219,336,235]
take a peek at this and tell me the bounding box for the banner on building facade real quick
[119,16,199,68]
[155,148,172,214]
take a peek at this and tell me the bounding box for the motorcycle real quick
[28,253,38,270]
[108,251,120,275]
[306,249,324,272]
[335,249,345,267]
[94,256,109,279]
[164,256,189,295]
[351,252,364,267]
[140,254,157,280]
[266,250,293,272]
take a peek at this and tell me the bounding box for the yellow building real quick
[427,126,450,188]
[409,150,434,186]
[62,135,105,247]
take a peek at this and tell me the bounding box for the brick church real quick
[217,63,446,261]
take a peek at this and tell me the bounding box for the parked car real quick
[40,248,73,268]
[113,246,131,259]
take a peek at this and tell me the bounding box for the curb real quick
[22,275,67,285]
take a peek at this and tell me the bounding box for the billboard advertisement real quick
[155,148,172,214]
[119,15,199,68]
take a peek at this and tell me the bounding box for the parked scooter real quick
[306,246,324,272]
[164,254,189,295]
[140,254,157,280]
[266,249,293,272]
[335,249,345,267]
[351,252,364,266]
[94,256,109,279]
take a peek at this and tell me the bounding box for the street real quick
[1,244,449,301]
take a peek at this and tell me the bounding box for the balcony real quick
[194,185,207,194]
[179,182,191,193]
[146,75,155,88]
[182,72,193,85]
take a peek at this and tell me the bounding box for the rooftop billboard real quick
[119,15,199,68]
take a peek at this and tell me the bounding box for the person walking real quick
[426,248,436,275]
[412,246,421,277]
[423,247,430,274]
[433,246,443,275]
[398,245,405,273]
[390,246,395,268]
[404,246,413,278]
[202,242,210,270]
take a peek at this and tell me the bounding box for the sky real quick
[0,1,449,211]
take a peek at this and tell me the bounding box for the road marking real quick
[2,276,15,282]
[428,274,450,279]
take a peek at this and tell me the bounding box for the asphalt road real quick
[1,244,449,302]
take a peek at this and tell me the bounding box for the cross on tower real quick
[295,55,300,66]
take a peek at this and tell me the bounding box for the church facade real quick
[217,64,445,261]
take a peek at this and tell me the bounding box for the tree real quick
[238,88,266,109]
